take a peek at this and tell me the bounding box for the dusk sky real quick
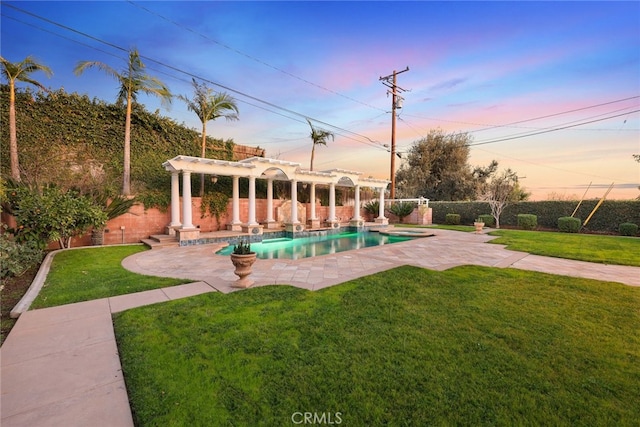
[2,1,639,200]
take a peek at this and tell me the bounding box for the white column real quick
[231,175,241,226]
[309,183,317,220]
[329,182,336,221]
[290,179,299,223]
[352,185,361,220]
[266,179,274,222]
[181,171,193,228]
[248,176,258,226]
[377,187,386,219]
[170,171,181,227]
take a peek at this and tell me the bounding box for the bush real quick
[0,233,44,279]
[445,213,461,225]
[430,200,640,233]
[5,183,108,249]
[389,202,416,223]
[619,222,638,236]
[517,214,538,230]
[363,200,380,217]
[477,214,495,227]
[558,216,581,233]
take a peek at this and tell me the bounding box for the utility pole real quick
[380,66,409,199]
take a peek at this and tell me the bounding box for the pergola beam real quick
[162,155,390,237]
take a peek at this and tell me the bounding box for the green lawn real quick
[488,229,640,266]
[114,266,640,426]
[31,245,191,309]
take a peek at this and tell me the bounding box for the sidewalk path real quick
[2,229,638,426]
[1,283,216,426]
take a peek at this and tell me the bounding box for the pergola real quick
[162,155,389,239]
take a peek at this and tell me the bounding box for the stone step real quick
[141,234,179,249]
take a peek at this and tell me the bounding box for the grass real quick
[114,266,640,426]
[488,229,640,267]
[31,245,191,309]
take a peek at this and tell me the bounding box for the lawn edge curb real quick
[9,244,143,318]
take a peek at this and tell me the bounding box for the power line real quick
[3,2,389,153]
[126,0,386,113]
[401,95,640,132]
[468,109,640,146]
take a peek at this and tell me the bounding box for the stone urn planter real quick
[474,220,485,234]
[230,240,257,288]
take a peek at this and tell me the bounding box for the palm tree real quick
[306,118,334,171]
[179,79,239,196]
[1,56,53,182]
[74,48,171,195]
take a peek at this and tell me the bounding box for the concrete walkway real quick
[2,229,638,426]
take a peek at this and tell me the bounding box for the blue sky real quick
[2,1,639,199]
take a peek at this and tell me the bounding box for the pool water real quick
[216,231,413,260]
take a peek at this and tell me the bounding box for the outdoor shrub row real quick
[558,217,582,233]
[517,214,537,230]
[619,222,638,236]
[430,200,640,233]
[445,213,461,225]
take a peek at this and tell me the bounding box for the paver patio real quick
[1,228,638,426]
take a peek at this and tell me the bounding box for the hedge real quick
[445,213,461,225]
[619,222,638,236]
[429,200,640,233]
[517,214,537,230]
[558,217,581,233]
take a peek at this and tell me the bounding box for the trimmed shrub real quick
[619,222,638,236]
[517,214,538,230]
[0,234,44,279]
[430,200,640,233]
[558,216,581,233]
[477,214,495,227]
[445,213,461,225]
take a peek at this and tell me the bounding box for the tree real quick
[307,119,334,171]
[179,79,239,196]
[0,55,53,182]
[74,48,172,195]
[481,169,529,228]
[6,182,107,249]
[395,129,496,200]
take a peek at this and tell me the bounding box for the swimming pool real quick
[216,231,415,260]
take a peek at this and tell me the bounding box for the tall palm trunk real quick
[310,144,316,171]
[200,121,207,196]
[123,94,132,195]
[8,81,20,181]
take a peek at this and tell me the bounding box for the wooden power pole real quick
[380,67,409,199]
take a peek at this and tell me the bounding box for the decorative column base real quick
[375,217,389,225]
[262,220,281,230]
[307,218,321,229]
[227,223,243,232]
[242,224,264,236]
[285,223,304,233]
[349,219,365,228]
[165,225,181,236]
[325,220,341,230]
[176,228,200,243]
